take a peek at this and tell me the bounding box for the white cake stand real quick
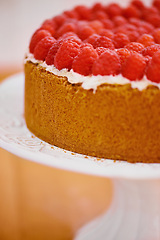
[1,74,160,240]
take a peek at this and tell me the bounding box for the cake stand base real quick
[75,179,160,240]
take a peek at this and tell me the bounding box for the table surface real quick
[0,71,112,240]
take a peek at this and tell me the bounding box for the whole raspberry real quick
[101,19,114,29]
[46,40,62,65]
[99,29,114,39]
[115,23,139,41]
[145,14,160,28]
[72,44,98,75]
[84,34,100,45]
[121,52,146,80]
[59,32,82,45]
[106,3,122,18]
[52,14,67,29]
[92,49,121,76]
[91,3,105,13]
[153,0,160,11]
[152,28,160,44]
[77,22,95,40]
[138,34,155,47]
[64,10,79,19]
[146,51,160,83]
[74,5,91,20]
[54,39,80,70]
[29,29,51,53]
[125,42,144,53]
[116,48,131,65]
[55,22,77,38]
[113,33,130,48]
[96,47,108,56]
[91,10,108,21]
[41,19,56,36]
[113,16,127,27]
[92,36,115,49]
[89,20,104,34]
[142,44,160,56]
[33,36,56,61]
[131,0,145,10]
[123,4,141,18]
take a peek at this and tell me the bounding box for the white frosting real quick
[25,53,160,92]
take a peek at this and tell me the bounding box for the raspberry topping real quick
[28,0,160,83]
[72,44,98,75]
[121,52,146,80]
[92,49,121,76]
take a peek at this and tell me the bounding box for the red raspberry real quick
[131,0,145,10]
[115,24,139,41]
[106,3,122,18]
[74,5,91,20]
[113,16,127,27]
[72,44,98,75]
[46,40,62,65]
[146,51,160,83]
[92,49,121,76]
[54,39,80,70]
[41,19,56,36]
[142,44,160,56]
[55,22,77,38]
[153,0,160,11]
[96,47,108,56]
[91,3,105,13]
[84,34,100,45]
[92,36,115,49]
[152,28,160,43]
[123,4,141,19]
[59,32,82,45]
[121,52,146,80]
[99,29,114,39]
[125,42,144,53]
[29,29,51,53]
[138,34,155,47]
[142,6,159,19]
[34,36,56,61]
[77,22,95,40]
[145,14,160,28]
[116,48,131,65]
[113,33,130,48]
[101,19,114,29]
[91,10,108,21]
[64,10,79,19]
[89,20,104,34]
[52,14,67,29]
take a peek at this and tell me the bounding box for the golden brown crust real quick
[25,61,160,163]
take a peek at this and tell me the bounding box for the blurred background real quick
[0,0,114,239]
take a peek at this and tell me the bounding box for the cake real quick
[25,0,160,163]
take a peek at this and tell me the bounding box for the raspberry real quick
[34,36,56,60]
[64,10,79,19]
[121,52,146,80]
[113,33,130,48]
[99,29,114,39]
[146,51,160,83]
[41,19,56,36]
[92,49,121,76]
[152,28,160,43]
[55,22,77,38]
[54,39,80,70]
[116,48,131,65]
[138,34,155,47]
[142,44,160,56]
[145,14,160,28]
[92,36,115,49]
[92,10,108,21]
[84,34,100,45]
[74,5,91,20]
[59,32,82,45]
[101,19,114,29]
[131,0,145,10]
[153,0,160,11]
[115,24,139,41]
[106,3,122,18]
[29,29,51,53]
[46,40,63,65]
[96,47,108,56]
[72,44,98,75]
[52,14,67,29]
[77,22,95,40]
[91,3,105,12]
[125,42,144,53]
[113,16,127,27]
[123,4,141,18]
[89,20,104,34]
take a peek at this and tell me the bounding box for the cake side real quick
[25,61,160,163]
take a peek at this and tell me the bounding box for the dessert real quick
[25,0,160,163]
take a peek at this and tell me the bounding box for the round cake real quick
[25,0,160,163]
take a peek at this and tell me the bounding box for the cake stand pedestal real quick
[1,74,160,240]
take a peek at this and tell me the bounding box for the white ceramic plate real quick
[0,73,160,179]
